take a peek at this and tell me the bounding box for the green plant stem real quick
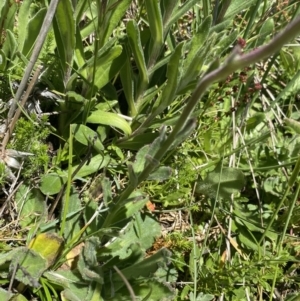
[116,15,300,205]
[59,128,74,237]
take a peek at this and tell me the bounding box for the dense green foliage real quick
[0,0,300,300]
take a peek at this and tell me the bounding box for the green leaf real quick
[127,20,149,87]
[147,166,172,181]
[195,165,245,199]
[71,124,104,152]
[276,70,300,101]
[167,0,199,30]
[87,110,132,136]
[53,0,75,84]
[152,42,183,114]
[21,8,47,57]
[79,45,123,95]
[284,118,300,134]
[119,44,136,115]
[2,29,18,61]
[224,0,257,20]
[61,187,82,242]
[111,280,175,301]
[40,172,67,195]
[179,16,212,90]
[72,154,110,178]
[17,0,31,54]
[15,185,47,228]
[28,233,64,268]
[101,0,132,45]
[107,248,172,294]
[10,247,47,288]
[145,0,163,47]
[255,18,274,47]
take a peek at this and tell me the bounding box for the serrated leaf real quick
[195,165,245,199]
[87,110,132,136]
[15,185,47,228]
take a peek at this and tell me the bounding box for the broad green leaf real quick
[127,20,149,88]
[0,288,14,301]
[10,293,29,301]
[71,124,104,152]
[87,110,132,136]
[100,213,160,258]
[40,172,67,195]
[15,185,47,228]
[21,8,47,57]
[72,154,110,178]
[10,247,47,288]
[81,45,123,94]
[196,165,245,199]
[28,233,64,268]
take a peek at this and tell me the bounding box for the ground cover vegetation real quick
[0,0,300,300]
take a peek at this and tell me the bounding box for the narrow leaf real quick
[127,20,148,86]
